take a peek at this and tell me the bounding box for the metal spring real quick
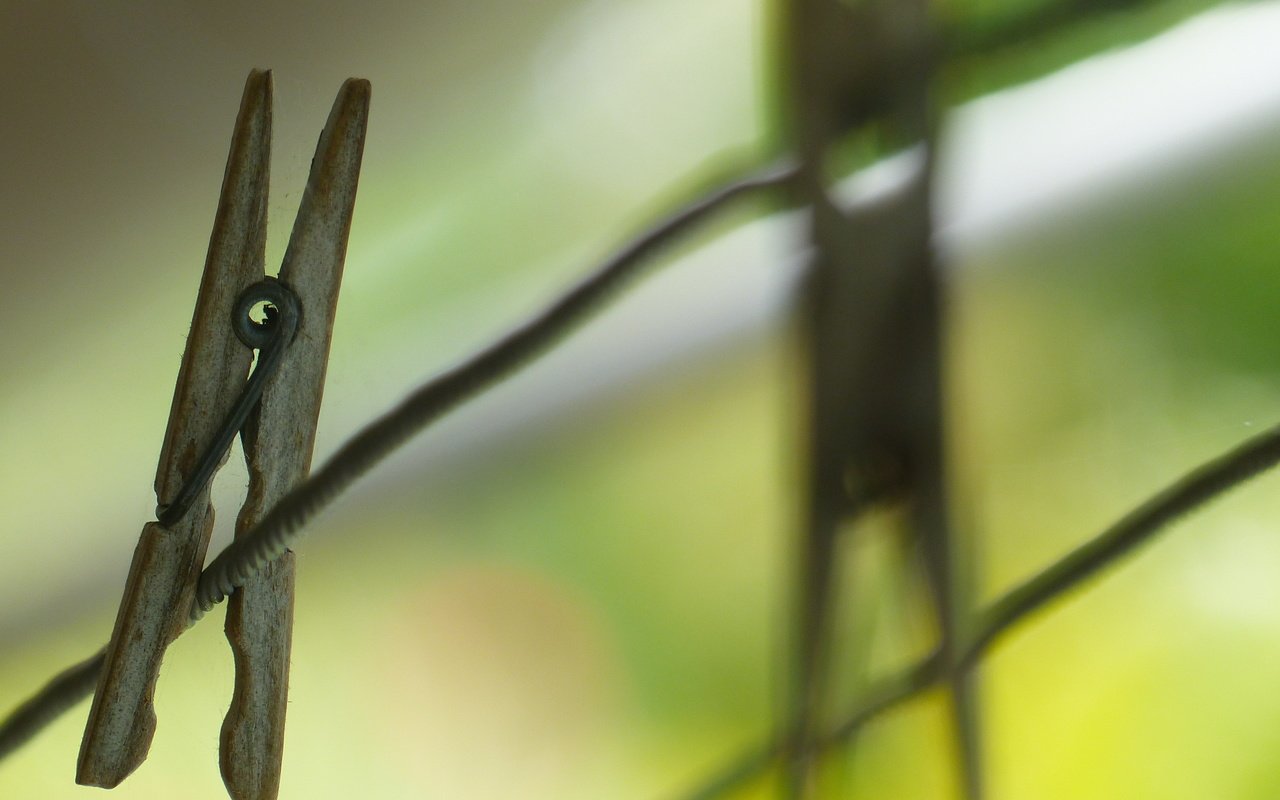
[156,278,300,528]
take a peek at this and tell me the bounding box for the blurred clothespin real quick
[76,70,369,800]
[783,0,981,796]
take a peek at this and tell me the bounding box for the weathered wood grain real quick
[221,77,369,800]
[76,69,272,788]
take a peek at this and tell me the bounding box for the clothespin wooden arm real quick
[781,0,984,796]
[221,76,369,800]
[77,70,271,789]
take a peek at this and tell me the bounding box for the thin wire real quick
[0,281,300,763]
[157,279,300,527]
[0,649,105,763]
[675,418,1280,799]
[0,160,795,761]
[968,415,1280,661]
[6,157,1274,780]
[0,0,1197,774]
[191,160,800,620]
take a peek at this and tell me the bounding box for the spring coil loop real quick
[156,279,300,529]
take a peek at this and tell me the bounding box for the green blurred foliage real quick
[940,0,1218,98]
[4,0,1280,798]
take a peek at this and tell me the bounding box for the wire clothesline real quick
[0,0,1251,793]
[3,153,1278,795]
[0,158,798,764]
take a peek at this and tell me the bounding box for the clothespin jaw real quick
[782,0,982,795]
[77,70,370,799]
[221,77,369,800]
[77,70,272,787]
[789,160,943,790]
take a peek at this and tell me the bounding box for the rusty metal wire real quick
[191,160,799,620]
[674,418,1280,798]
[0,159,796,762]
[0,0,1245,784]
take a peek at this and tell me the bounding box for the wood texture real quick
[221,77,369,800]
[77,69,272,787]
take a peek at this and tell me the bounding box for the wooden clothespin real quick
[77,70,369,800]
[783,0,981,796]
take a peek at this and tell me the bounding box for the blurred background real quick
[4,0,1280,797]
